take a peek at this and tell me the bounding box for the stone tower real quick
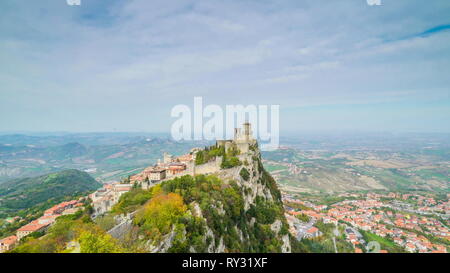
[217,123,256,153]
[163,152,173,164]
[243,122,252,141]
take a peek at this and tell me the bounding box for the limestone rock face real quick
[121,141,291,253]
[183,144,291,253]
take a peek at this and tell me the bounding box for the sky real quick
[1,0,450,134]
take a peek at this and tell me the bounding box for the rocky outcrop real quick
[124,142,291,253]
[183,145,291,253]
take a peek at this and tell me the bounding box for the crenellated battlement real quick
[217,122,256,154]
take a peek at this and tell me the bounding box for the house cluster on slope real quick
[0,199,83,252]
[282,192,449,253]
[88,151,198,218]
[89,183,133,217]
[129,151,196,187]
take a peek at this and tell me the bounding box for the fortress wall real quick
[237,153,252,163]
[194,157,222,175]
[236,143,250,153]
[164,168,194,180]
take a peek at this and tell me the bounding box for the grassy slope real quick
[0,169,101,213]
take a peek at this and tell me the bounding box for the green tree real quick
[195,151,205,165]
[134,192,187,239]
[111,187,154,214]
[78,230,124,253]
[240,167,250,181]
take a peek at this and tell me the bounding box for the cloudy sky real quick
[1,0,449,134]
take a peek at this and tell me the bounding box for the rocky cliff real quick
[111,142,292,253]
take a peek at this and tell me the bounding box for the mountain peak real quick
[110,123,292,253]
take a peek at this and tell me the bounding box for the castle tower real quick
[243,122,252,141]
[234,128,241,141]
[163,152,173,164]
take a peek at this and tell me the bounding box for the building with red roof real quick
[16,221,50,240]
[0,235,18,253]
[304,226,322,238]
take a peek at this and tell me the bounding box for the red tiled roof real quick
[17,221,49,232]
[306,227,319,234]
[0,235,17,245]
[116,186,132,191]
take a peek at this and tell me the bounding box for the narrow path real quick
[332,227,339,253]
[332,237,338,253]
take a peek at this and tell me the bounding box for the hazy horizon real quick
[1,0,450,133]
[1,129,450,137]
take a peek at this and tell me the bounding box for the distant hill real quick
[0,169,101,214]
[0,134,212,183]
[47,142,88,159]
[263,146,450,194]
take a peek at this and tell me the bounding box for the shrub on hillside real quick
[240,167,250,181]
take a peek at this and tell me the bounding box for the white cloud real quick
[1,0,450,132]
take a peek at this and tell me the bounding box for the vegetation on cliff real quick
[194,145,225,165]
[239,167,250,181]
[194,144,242,169]
[111,187,155,215]
[110,155,290,253]
[134,192,188,240]
[9,141,293,253]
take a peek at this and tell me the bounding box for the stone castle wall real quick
[194,156,222,175]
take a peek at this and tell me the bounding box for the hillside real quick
[107,141,292,253]
[8,122,293,253]
[0,169,101,217]
[262,143,450,194]
[11,137,294,253]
